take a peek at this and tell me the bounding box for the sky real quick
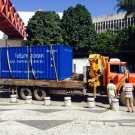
[11,0,118,17]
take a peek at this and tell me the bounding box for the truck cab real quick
[107,58,128,92]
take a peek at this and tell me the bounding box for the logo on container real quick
[15,53,44,59]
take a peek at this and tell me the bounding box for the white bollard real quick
[111,98,119,111]
[44,97,51,106]
[10,95,17,103]
[25,96,32,104]
[87,97,95,108]
[64,97,71,107]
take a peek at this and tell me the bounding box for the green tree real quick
[116,26,135,63]
[96,27,135,60]
[115,0,135,17]
[61,4,97,58]
[23,11,63,46]
[97,30,119,57]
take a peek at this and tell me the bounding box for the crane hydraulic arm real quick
[88,54,108,97]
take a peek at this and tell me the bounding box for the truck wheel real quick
[120,92,126,106]
[20,88,32,100]
[34,89,46,101]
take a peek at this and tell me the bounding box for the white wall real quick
[0,39,22,47]
[73,58,90,74]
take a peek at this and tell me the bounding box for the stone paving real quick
[0,95,134,135]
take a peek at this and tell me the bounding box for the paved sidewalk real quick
[0,97,135,135]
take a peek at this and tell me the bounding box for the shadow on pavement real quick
[51,94,110,105]
[0,91,122,107]
[0,91,11,98]
[51,95,85,103]
[95,95,108,104]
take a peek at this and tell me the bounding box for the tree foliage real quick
[96,30,119,57]
[61,4,97,57]
[116,26,135,63]
[97,26,135,63]
[23,11,63,46]
[115,0,135,17]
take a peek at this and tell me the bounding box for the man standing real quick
[123,79,134,113]
[107,79,117,109]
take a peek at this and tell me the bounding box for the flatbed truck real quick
[0,53,135,106]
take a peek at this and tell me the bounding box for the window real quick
[131,17,134,25]
[110,65,125,74]
[128,18,130,26]
[114,20,116,28]
[128,64,135,73]
[103,22,105,29]
[98,23,100,30]
[122,19,125,27]
[111,21,113,28]
[120,65,125,74]
[110,65,120,73]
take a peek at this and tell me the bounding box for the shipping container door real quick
[58,45,73,80]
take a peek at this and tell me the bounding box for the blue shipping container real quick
[0,45,73,80]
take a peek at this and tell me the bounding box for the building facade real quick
[92,12,135,33]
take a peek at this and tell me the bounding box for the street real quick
[0,91,134,135]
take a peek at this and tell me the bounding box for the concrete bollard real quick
[64,97,71,107]
[44,97,51,106]
[25,96,32,104]
[10,95,17,103]
[111,98,119,111]
[87,97,95,108]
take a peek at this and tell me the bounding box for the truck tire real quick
[20,88,32,100]
[120,92,126,106]
[34,89,46,101]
